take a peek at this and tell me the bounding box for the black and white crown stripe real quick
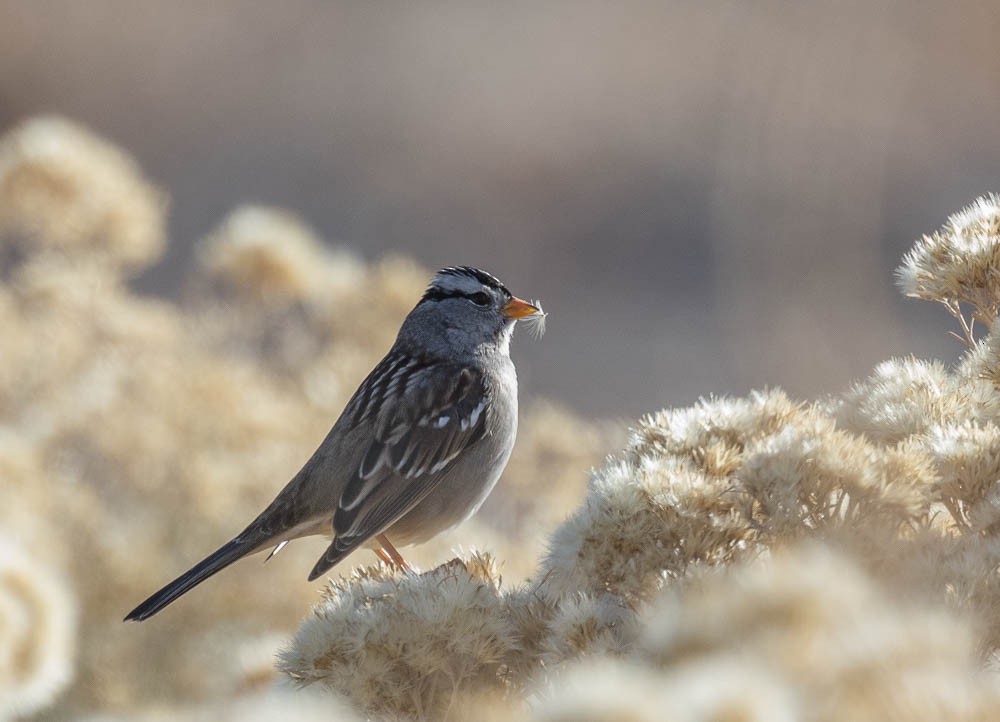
[438,266,509,292]
[421,266,512,303]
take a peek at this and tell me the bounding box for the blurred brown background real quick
[2,0,997,417]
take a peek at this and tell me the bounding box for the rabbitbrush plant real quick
[281,195,1000,721]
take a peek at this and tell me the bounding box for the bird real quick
[124,266,545,621]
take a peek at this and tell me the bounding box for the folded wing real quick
[307,355,489,579]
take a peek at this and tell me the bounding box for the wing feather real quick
[332,355,489,547]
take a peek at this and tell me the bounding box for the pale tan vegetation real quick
[897,193,1000,346]
[4,115,1000,721]
[535,546,999,722]
[0,115,164,273]
[0,535,76,721]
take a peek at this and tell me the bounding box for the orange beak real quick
[501,296,541,319]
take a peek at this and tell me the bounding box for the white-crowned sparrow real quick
[125,266,544,621]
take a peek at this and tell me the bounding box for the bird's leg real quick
[376,534,414,574]
[374,548,394,566]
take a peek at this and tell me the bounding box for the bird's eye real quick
[469,291,491,307]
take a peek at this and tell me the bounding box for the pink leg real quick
[376,534,414,573]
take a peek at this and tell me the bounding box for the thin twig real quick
[943,299,977,347]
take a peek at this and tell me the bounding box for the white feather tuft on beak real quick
[519,300,548,339]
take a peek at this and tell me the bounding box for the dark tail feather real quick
[124,537,257,621]
[307,537,359,581]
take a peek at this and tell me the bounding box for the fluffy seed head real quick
[0,536,76,720]
[198,206,363,304]
[639,545,1000,722]
[279,554,520,720]
[0,116,165,273]
[896,194,1000,334]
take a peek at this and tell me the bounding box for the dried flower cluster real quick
[0,535,76,721]
[0,117,609,718]
[535,546,1000,722]
[0,116,165,273]
[280,555,521,720]
[897,193,1000,345]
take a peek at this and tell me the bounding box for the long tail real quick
[124,536,260,621]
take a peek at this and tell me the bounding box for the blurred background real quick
[4,0,998,417]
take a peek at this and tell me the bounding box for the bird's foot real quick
[376,534,415,574]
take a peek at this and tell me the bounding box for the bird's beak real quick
[502,296,541,319]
